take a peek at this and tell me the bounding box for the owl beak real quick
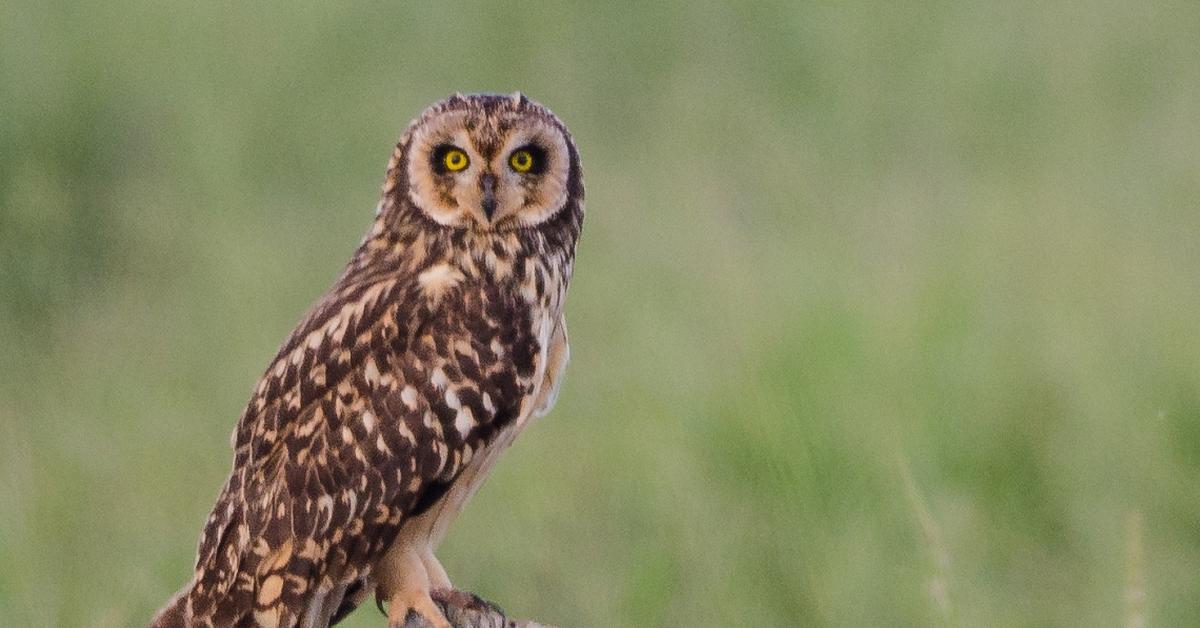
[480,173,498,221]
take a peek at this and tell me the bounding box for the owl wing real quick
[182,270,544,627]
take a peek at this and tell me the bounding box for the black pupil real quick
[434,145,468,173]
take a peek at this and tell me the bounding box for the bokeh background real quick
[2,2,1198,626]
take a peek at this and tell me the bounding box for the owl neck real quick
[354,196,581,310]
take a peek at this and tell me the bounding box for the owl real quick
[150,92,584,628]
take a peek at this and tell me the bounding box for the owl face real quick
[403,93,573,232]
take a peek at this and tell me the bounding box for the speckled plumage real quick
[151,93,583,628]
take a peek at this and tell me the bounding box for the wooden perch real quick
[399,589,552,628]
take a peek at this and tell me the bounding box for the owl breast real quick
[397,251,565,530]
[370,260,567,604]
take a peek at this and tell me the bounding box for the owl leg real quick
[421,549,452,590]
[375,542,451,628]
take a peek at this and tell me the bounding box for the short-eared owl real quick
[151,93,584,627]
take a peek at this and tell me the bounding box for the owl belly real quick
[397,308,564,550]
[372,308,565,597]
[397,419,524,553]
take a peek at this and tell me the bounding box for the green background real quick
[2,2,1198,626]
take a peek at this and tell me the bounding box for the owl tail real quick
[147,583,190,628]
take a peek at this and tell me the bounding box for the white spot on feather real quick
[431,367,449,389]
[364,359,381,386]
[400,386,418,409]
[418,263,464,299]
[455,407,475,438]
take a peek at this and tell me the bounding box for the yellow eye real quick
[443,149,469,172]
[509,149,534,173]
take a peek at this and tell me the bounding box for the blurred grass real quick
[2,1,1199,626]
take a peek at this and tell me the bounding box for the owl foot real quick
[431,588,509,627]
[383,588,452,628]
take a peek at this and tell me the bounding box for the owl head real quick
[380,93,582,234]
